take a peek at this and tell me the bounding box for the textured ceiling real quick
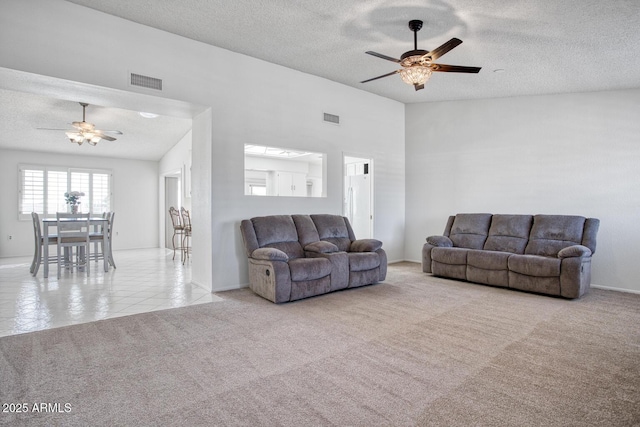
[65,0,640,104]
[0,68,196,161]
[0,88,193,161]
[2,0,639,160]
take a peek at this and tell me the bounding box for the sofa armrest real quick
[426,235,453,247]
[558,245,592,259]
[304,241,339,254]
[251,247,288,261]
[350,239,383,252]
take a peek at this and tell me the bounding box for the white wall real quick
[0,148,159,257]
[405,89,640,293]
[0,0,403,291]
[159,129,193,248]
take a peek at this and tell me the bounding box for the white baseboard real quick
[387,259,411,264]
[210,283,250,293]
[190,279,210,292]
[591,284,640,295]
[395,259,421,264]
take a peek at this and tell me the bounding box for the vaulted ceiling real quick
[1,1,639,160]
[66,0,640,104]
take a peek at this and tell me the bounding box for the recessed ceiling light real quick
[139,112,158,118]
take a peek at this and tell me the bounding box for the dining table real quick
[42,217,110,278]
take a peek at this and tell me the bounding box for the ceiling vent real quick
[130,73,163,91]
[323,113,340,125]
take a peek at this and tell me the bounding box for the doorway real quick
[164,173,181,250]
[343,155,373,239]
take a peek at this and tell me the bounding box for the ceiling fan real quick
[361,20,481,91]
[38,102,123,146]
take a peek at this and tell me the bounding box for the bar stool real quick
[169,207,185,260]
[180,207,192,264]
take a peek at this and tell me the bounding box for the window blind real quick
[18,165,112,220]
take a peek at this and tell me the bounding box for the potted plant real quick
[64,191,85,214]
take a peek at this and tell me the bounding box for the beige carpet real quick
[1,262,639,426]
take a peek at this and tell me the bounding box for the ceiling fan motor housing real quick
[360,18,480,90]
[408,20,423,32]
[400,49,430,67]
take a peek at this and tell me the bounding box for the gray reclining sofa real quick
[241,214,387,303]
[422,214,599,298]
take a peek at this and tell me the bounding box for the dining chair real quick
[90,211,116,268]
[30,212,57,276]
[56,212,91,279]
[55,212,86,264]
[180,207,192,264]
[169,207,185,260]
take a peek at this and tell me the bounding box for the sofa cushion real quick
[288,258,332,281]
[347,252,381,272]
[431,247,469,265]
[449,213,492,249]
[311,214,353,251]
[427,235,453,247]
[251,247,288,261]
[558,245,592,259]
[252,215,304,259]
[525,215,586,257]
[466,250,511,288]
[292,214,320,247]
[467,250,511,270]
[350,239,383,252]
[508,254,561,277]
[509,272,560,295]
[304,241,339,254]
[483,214,533,254]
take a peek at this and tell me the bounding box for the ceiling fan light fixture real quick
[399,65,432,86]
[66,131,82,144]
[66,130,102,146]
[41,102,120,146]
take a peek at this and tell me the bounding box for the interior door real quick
[344,156,373,239]
[165,176,180,249]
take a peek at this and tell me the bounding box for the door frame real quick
[159,169,182,250]
[342,153,374,238]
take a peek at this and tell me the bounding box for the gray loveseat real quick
[422,214,599,298]
[241,214,387,303]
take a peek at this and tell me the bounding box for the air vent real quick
[130,73,163,91]
[323,112,340,125]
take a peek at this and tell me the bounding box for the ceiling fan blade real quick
[101,130,123,135]
[430,63,481,73]
[365,51,401,63]
[414,84,424,91]
[37,127,70,131]
[98,133,116,141]
[425,38,462,61]
[94,130,116,141]
[360,70,400,84]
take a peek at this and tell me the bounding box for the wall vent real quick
[130,73,163,91]
[323,112,340,125]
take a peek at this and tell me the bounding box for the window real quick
[18,165,112,220]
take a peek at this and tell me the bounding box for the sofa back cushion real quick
[448,213,493,249]
[483,214,533,254]
[251,215,304,259]
[292,215,320,247]
[311,214,354,252]
[525,215,586,257]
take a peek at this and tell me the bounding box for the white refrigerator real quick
[345,171,372,239]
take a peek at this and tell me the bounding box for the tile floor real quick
[0,248,223,338]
